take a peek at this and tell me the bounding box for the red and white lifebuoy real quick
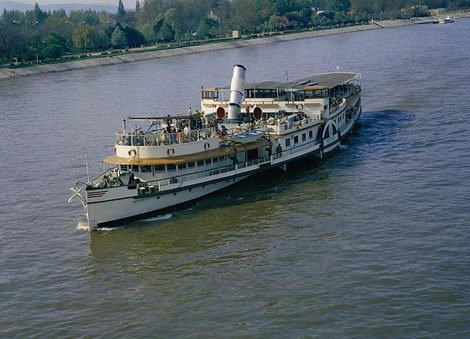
[216,107,225,118]
[253,106,262,120]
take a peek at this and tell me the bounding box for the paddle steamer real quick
[69,65,361,230]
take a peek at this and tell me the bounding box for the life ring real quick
[204,142,210,150]
[167,148,175,156]
[216,107,225,118]
[128,149,137,157]
[253,106,262,120]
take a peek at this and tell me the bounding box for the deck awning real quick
[231,72,359,91]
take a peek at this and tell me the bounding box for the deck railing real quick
[115,127,218,146]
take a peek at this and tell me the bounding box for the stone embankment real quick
[0,12,469,81]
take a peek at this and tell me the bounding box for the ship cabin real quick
[201,72,361,122]
[200,72,361,161]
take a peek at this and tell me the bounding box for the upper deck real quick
[244,72,360,91]
[201,72,360,120]
[202,72,360,99]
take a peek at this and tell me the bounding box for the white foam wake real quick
[142,213,173,222]
[76,219,89,231]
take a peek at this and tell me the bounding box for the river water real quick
[1,21,469,337]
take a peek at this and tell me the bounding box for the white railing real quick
[329,99,346,116]
[267,116,320,135]
[115,127,217,147]
[272,139,321,161]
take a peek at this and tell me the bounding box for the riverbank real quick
[0,12,468,81]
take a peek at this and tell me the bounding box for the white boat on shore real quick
[438,15,455,24]
[445,15,455,23]
[69,65,362,231]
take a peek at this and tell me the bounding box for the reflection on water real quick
[88,164,336,262]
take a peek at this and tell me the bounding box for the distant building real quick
[208,10,218,21]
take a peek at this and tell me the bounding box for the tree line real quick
[1,0,468,64]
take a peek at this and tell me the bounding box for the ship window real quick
[120,164,128,171]
[197,160,204,167]
[213,157,219,163]
[188,162,195,168]
[202,90,218,99]
[167,164,176,171]
[154,165,165,172]
[246,88,278,99]
[142,165,151,172]
[302,133,306,142]
[218,156,225,162]
[205,159,212,166]
[132,165,139,172]
[309,130,313,139]
[177,164,186,171]
[285,139,291,147]
[332,125,337,134]
[294,136,299,144]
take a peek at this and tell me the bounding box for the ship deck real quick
[215,72,359,91]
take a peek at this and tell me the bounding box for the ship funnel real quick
[228,64,246,121]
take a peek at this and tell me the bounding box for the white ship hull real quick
[86,174,249,229]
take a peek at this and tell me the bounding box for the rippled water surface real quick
[1,21,469,337]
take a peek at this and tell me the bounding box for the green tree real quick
[196,18,218,39]
[139,0,168,25]
[32,3,48,23]
[117,0,126,22]
[21,32,43,62]
[0,18,25,59]
[232,0,259,32]
[43,32,67,58]
[158,22,174,42]
[111,26,128,48]
[122,25,146,47]
[141,21,158,43]
[72,24,99,50]
[163,8,185,41]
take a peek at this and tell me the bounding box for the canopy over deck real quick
[213,72,359,91]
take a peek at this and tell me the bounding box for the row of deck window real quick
[119,156,229,173]
[202,83,359,101]
[284,130,315,148]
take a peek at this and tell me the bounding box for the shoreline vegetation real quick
[1,11,469,81]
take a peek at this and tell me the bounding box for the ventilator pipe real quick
[228,64,246,122]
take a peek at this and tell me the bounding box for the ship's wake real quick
[141,213,173,222]
[76,219,89,231]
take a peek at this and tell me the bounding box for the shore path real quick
[1,13,468,81]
